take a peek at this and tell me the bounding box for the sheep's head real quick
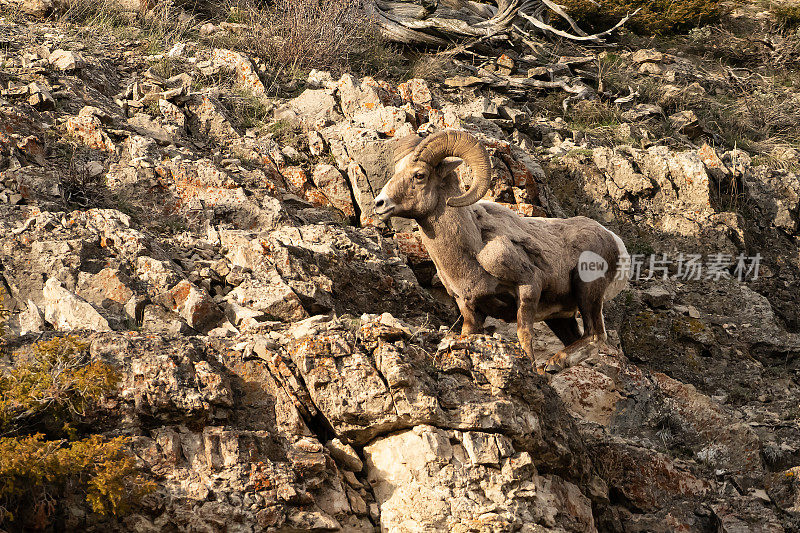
[373,130,492,221]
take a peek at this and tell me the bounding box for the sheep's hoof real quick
[536,341,598,375]
[536,351,569,375]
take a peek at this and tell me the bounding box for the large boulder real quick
[42,278,112,332]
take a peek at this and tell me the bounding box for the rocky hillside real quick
[0,1,799,531]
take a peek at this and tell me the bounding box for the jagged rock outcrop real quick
[0,8,799,533]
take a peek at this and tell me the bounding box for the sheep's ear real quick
[437,157,462,176]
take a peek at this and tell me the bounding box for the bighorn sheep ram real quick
[373,130,630,371]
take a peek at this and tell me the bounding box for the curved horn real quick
[393,134,422,166]
[412,130,492,207]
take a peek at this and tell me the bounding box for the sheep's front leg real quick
[457,298,485,335]
[516,285,540,360]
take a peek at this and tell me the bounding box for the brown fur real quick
[375,132,628,363]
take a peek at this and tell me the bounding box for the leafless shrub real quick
[214,0,406,85]
[57,0,194,53]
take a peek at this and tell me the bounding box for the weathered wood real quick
[365,0,638,105]
[365,0,638,45]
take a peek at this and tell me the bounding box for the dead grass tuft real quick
[769,2,800,29]
[56,0,195,54]
[560,0,725,36]
[210,0,408,88]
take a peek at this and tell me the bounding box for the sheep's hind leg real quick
[537,337,599,375]
[537,288,607,375]
[545,316,582,346]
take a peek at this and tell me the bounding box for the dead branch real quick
[365,0,638,45]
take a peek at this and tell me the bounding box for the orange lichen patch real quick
[169,159,238,190]
[360,213,382,227]
[398,78,433,107]
[212,49,266,96]
[167,279,221,329]
[169,281,191,307]
[311,169,356,217]
[697,143,727,173]
[98,273,134,304]
[262,155,286,180]
[282,166,309,192]
[362,77,399,106]
[397,84,413,104]
[65,114,116,152]
[497,54,513,68]
[79,268,135,306]
[304,187,332,209]
[426,108,460,130]
[394,232,430,264]
[506,158,537,189]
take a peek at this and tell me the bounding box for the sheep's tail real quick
[605,229,630,301]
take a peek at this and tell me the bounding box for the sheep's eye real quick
[413,172,425,181]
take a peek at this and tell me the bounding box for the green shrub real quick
[0,336,153,528]
[0,434,155,525]
[0,336,119,434]
[222,88,273,130]
[560,0,724,35]
[267,119,301,145]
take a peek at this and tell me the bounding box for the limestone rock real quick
[669,110,704,138]
[163,280,223,332]
[21,0,53,16]
[325,439,363,472]
[76,267,136,316]
[337,73,386,119]
[211,48,266,96]
[27,82,54,110]
[49,49,86,71]
[397,78,433,107]
[275,89,342,129]
[42,278,112,332]
[621,103,663,122]
[185,94,242,142]
[632,49,664,63]
[311,164,355,217]
[65,108,116,152]
[19,300,47,335]
[224,269,307,322]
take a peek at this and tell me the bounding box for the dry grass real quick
[56,0,195,54]
[594,45,800,153]
[209,0,408,87]
[560,0,725,35]
[673,80,800,153]
[768,1,800,29]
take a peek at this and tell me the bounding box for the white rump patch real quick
[603,226,630,301]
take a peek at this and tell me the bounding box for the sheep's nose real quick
[375,198,385,209]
